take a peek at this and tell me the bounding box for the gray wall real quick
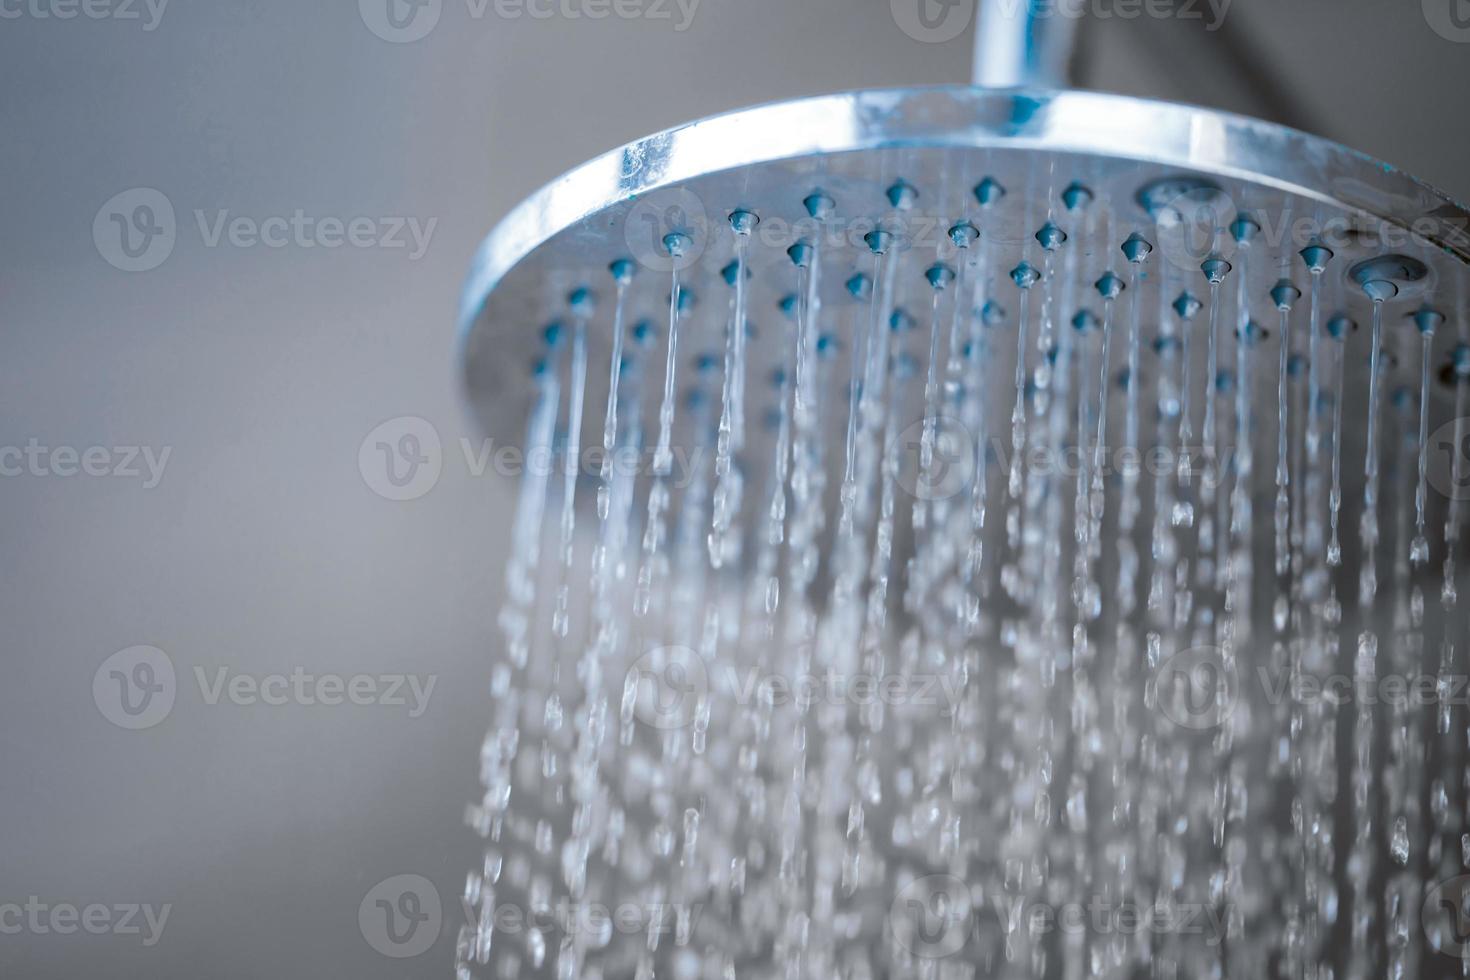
[1,1,1465,976]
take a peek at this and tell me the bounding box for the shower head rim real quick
[458,84,1470,366]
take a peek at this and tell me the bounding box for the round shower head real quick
[459,86,1470,452]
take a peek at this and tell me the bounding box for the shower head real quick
[457,86,1470,978]
[460,87,1470,461]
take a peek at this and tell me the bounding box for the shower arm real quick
[970,1,1316,130]
[972,0,1078,89]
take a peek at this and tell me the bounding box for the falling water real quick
[1273,281,1299,585]
[1446,347,1469,606]
[709,217,753,570]
[552,295,589,639]
[1328,315,1348,571]
[915,261,951,539]
[1412,309,1441,566]
[1009,263,1038,501]
[1090,279,1118,537]
[1361,293,1387,607]
[654,259,686,476]
[1200,279,1222,587]
[599,265,633,520]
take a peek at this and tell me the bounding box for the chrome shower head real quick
[460,87,1470,463]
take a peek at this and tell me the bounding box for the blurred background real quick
[1,1,1467,976]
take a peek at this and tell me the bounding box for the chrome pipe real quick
[972,0,1078,88]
